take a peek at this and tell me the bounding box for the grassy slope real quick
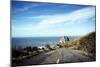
[67,32,96,59]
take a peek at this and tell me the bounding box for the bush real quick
[69,32,96,58]
[79,32,96,57]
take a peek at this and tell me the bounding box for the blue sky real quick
[12,1,96,37]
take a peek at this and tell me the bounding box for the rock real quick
[59,36,69,44]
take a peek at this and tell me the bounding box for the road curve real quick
[16,48,95,66]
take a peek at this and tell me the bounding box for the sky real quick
[12,1,96,37]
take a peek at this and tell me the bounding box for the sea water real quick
[12,36,78,48]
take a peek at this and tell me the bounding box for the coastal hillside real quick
[12,32,96,66]
[68,32,96,59]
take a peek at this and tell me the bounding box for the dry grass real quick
[65,32,96,59]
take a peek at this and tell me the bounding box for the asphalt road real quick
[16,48,94,66]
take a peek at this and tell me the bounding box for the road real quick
[16,48,94,66]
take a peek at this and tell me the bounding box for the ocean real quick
[12,36,78,48]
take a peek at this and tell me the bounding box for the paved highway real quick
[16,48,94,66]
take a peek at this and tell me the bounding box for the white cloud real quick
[14,3,45,12]
[31,7,95,30]
[12,7,95,37]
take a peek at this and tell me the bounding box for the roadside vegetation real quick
[12,44,57,66]
[63,32,96,59]
[12,32,96,66]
